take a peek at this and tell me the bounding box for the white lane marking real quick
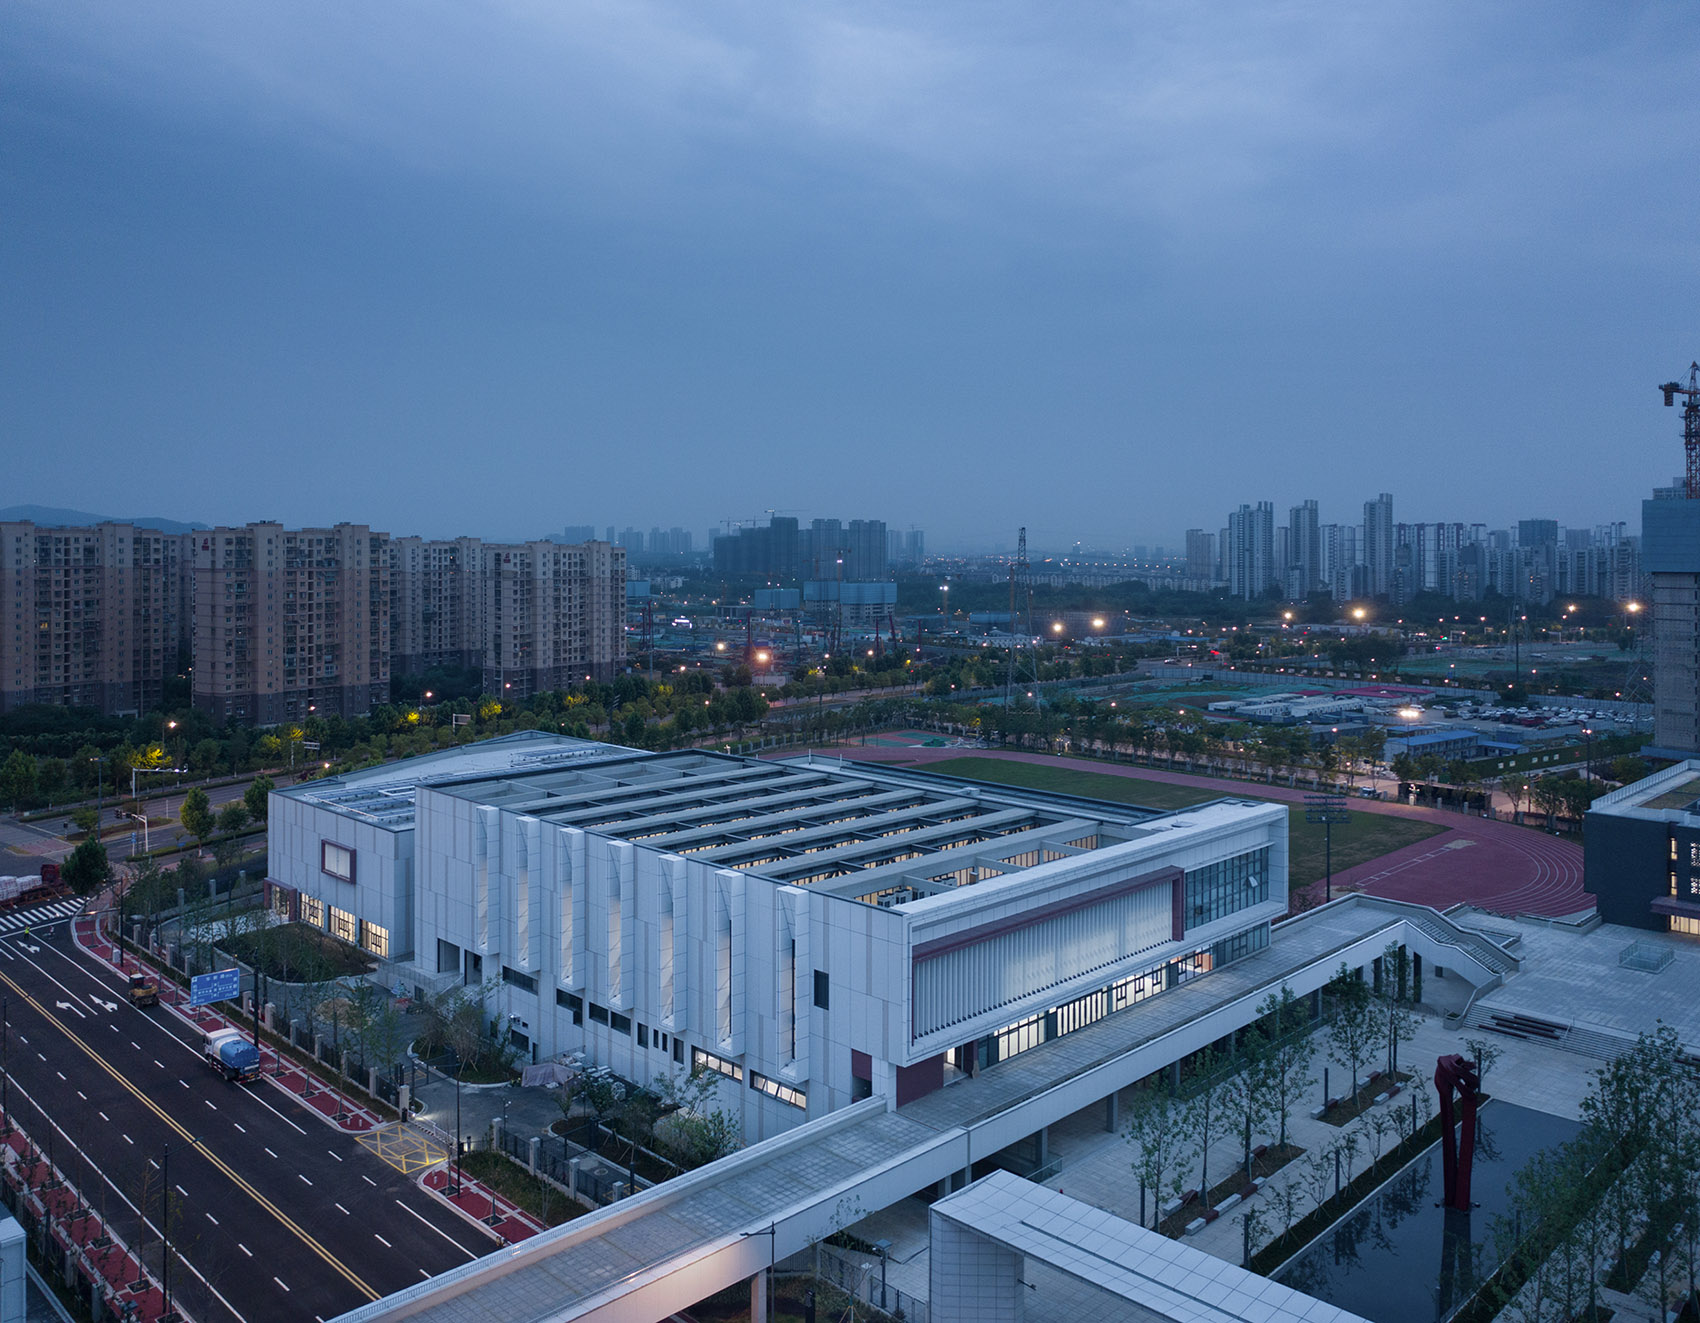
[335,1203,350,1215]
[274,1277,290,1292]
[327,1150,342,1162]
[362,1175,377,1186]
[233,1123,245,1133]
[98,1111,108,1121]
[264,1147,278,1158]
[374,1234,391,1248]
[55,1071,65,1081]
[238,1244,252,1257]
[393,1200,482,1258]
[131,1041,140,1050]
[153,1060,164,1069]
[207,1213,219,1225]
[298,1173,313,1186]
[205,1100,217,1110]
[122,1134,133,1145]
[175,1184,188,1198]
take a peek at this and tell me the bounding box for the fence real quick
[816,1244,928,1323]
[499,1129,634,1208]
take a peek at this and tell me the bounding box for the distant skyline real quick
[3,4,1695,548]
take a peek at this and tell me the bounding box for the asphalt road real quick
[0,906,498,1323]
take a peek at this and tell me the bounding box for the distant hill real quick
[0,504,209,534]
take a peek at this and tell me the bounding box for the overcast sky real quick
[3,3,1695,551]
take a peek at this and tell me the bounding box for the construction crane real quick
[1660,361,1700,496]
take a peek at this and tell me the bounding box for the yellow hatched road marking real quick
[0,970,378,1301]
[358,1125,446,1175]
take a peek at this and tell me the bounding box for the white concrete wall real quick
[268,790,412,958]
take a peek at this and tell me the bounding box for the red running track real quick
[811,747,1590,918]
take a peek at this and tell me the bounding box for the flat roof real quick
[1591,759,1700,821]
[282,736,1271,906]
[432,749,1187,905]
[935,1170,1369,1323]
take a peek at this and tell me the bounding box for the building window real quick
[589,1002,610,1025]
[328,906,357,944]
[693,1047,742,1082]
[813,970,830,1010]
[502,965,537,994]
[271,887,293,920]
[749,1071,807,1109]
[637,1025,648,1048]
[610,1010,632,1035]
[555,989,583,1025]
[321,841,355,883]
[300,895,325,928]
[1670,915,1700,937]
[672,1038,685,1065]
[1183,847,1270,929]
[359,921,389,959]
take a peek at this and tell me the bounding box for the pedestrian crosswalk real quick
[0,897,83,935]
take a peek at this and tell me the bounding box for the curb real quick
[70,914,384,1135]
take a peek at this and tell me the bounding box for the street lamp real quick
[126,812,149,855]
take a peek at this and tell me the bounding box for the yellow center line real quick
[0,969,378,1301]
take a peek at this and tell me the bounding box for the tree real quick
[244,775,274,822]
[1126,1079,1187,1229]
[70,806,100,839]
[1325,963,1376,1105]
[651,1066,742,1170]
[61,834,111,895]
[1182,1047,1242,1210]
[1462,1036,1502,1094]
[1378,943,1418,1076]
[1251,987,1317,1150]
[217,803,250,836]
[180,787,214,843]
[0,750,37,810]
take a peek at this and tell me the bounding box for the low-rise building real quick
[265,732,1288,1140]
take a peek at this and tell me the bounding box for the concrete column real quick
[528,1136,540,1174]
[313,1033,323,1061]
[398,1085,411,1117]
[1033,1127,1049,1170]
[367,1067,379,1096]
[263,1002,276,1031]
[749,1270,768,1323]
[1104,1091,1120,1133]
[568,1157,581,1201]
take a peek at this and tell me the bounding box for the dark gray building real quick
[1585,761,1700,935]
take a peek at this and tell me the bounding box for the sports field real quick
[922,756,1445,888]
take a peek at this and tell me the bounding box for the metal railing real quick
[816,1244,928,1322]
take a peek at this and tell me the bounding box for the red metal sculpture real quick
[1434,1054,1481,1210]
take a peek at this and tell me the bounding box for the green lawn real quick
[921,756,1445,886]
[1284,809,1443,887]
[923,756,1219,810]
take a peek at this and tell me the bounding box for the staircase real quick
[1460,1004,1640,1062]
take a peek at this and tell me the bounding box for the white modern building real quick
[267,732,1288,1140]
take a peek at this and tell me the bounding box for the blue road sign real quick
[190,967,241,1007]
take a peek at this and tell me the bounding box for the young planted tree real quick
[1462,1036,1503,1094]
[1251,986,1317,1150]
[1183,1048,1243,1211]
[1126,1080,1188,1229]
[1325,963,1377,1106]
[1378,943,1418,1076]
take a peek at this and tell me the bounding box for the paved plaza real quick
[846,921,1638,1311]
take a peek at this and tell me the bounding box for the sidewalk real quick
[2,1126,169,1323]
[73,908,547,1247]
